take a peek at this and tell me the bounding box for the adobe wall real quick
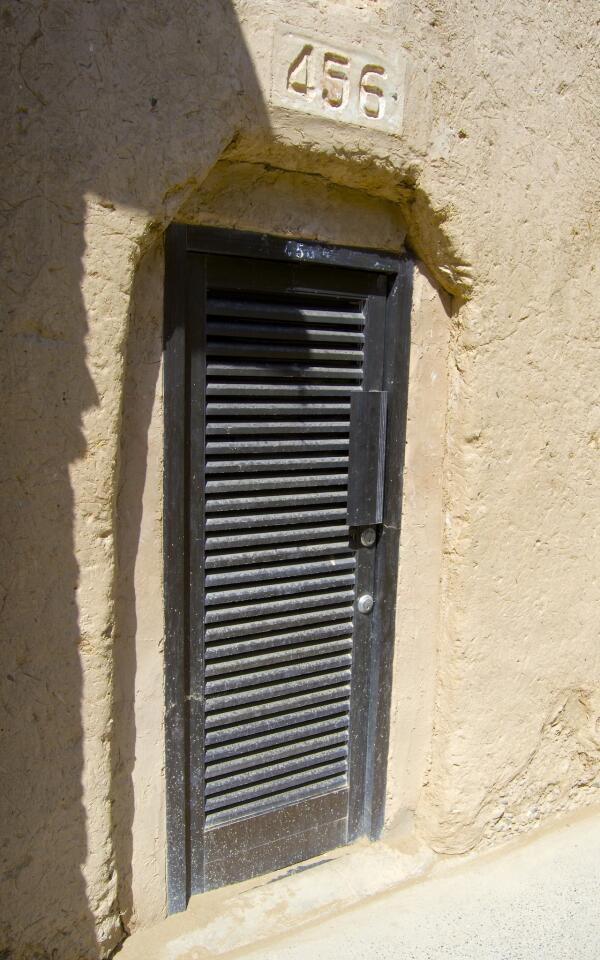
[2,1,600,958]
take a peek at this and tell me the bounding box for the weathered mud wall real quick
[1,3,268,957]
[2,1,600,958]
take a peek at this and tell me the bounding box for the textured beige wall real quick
[385,264,451,835]
[2,0,600,958]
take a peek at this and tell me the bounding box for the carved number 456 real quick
[287,44,386,119]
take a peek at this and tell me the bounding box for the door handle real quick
[357,593,374,614]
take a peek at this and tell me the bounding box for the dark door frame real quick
[163,224,413,913]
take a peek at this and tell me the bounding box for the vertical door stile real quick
[187,247,208,895]
[163,224,190,914]
[346,277,388,840]
[367,263,413,838]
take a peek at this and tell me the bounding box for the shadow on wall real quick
[1,2,268,958]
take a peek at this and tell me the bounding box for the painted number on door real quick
[273,30,405,134]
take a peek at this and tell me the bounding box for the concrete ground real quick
[120,807,600,960]
[244,811,600,960]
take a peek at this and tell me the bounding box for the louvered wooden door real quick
[164,227,411,908]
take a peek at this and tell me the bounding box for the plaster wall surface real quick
[2,1,600,958]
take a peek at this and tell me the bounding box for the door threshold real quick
[117,837,436,960]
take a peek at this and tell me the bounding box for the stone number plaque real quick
[272,29,405,134]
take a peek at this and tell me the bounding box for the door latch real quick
[347,391,387,526]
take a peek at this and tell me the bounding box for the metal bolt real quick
[357,593,374,614]
[360,527,376,547]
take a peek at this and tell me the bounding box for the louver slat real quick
[205,622,353,658]
[205,683,351,730]
[206,422,350,436]
[205,746,349,797]
[206,299,364,326]
[206,402,351,416]
[205,474,348,493]
[205,777,348,828]
[205,715,350,763]
[204,539,350,568]
[206,320,364,344]
[205,637,353,676]
[205,456,349,473]
[205,654,353,694]
[208,341,362,363]
[205,491,348,513]
[204,605,354,643]
[205,575,355,606]
[204,762,348,813]
[205,524,348,551]
[206,729,349,777]
[206,383,360,397]
[206,438,349,454]
[204,589,355,624]
[207,362,362,381]
[202,293,365,830]
[206,700,349,748]
[205,556,355,587]
[204,508,348,530]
